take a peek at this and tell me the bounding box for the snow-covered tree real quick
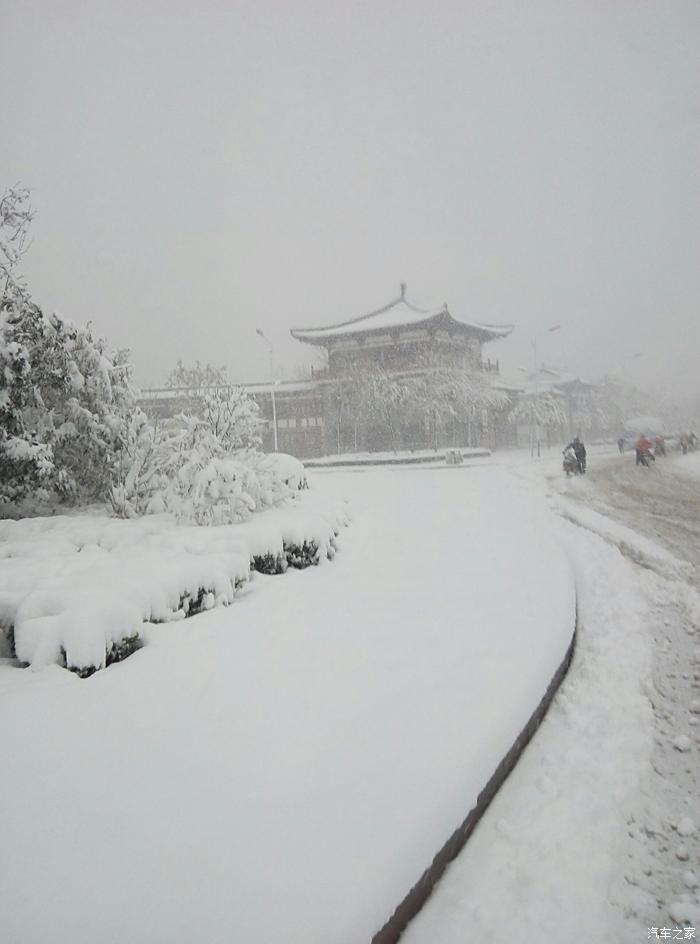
[137,379,272,523]
[109,408,162,517]
[334,362,413,453]
[1,186,34,314]
[411,349,509,425]
[165,360,228,397]
[201,386,262,451]
[1,187,137,507]
[508,392,568,430]
[1,304,137,504]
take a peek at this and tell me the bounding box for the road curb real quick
[371,612,578,944]
[305,450,490,469]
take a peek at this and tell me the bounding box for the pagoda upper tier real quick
[290,285,514,348]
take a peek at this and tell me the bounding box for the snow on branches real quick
[332,349,508,451]
[0,186,34,313]
[508,392,568,429]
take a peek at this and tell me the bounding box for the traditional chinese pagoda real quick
[138,286,515,459]
[291,283,512,377]
[290,285,514,454]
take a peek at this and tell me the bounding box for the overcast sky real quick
[2,0,699,395]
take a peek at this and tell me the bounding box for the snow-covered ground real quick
[405,449,700,942]
[0,464,574,944]
[3,448,698,943]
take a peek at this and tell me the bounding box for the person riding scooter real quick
[635,434,655,466]
[564,436,587,474]
[562,444,579,476]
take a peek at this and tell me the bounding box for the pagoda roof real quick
[498,364,596,395]
[290,287,514,346]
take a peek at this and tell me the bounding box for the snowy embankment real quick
[0,467,575,944]
[305,447,490,468]
[0,492,348,675]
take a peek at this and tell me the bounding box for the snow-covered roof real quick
[138,380,319,401]
[290,287,513,346]
[498,365,594,396]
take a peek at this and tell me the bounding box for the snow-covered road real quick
[568,453,700,571]
[405,450,700,942]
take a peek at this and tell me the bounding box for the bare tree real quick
[165,360,229,398]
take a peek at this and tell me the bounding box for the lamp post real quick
[255,328,278,452]
[530,324,561,457]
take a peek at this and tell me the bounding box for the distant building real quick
[290,285,513,454]
[498,364,602,448]
[139,286,514,458]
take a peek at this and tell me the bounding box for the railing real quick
[313,359,500,380]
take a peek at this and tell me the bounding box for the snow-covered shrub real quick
[154,412,263,525]
[165,455,263,525]
[201,386,262,451]
[257,452,308,492]
[71,633,142,679]
[251,550,287,575]
[148,409,306,526]
[1,492,347,674]
[109,409,162,518]
[8,532,251,674]
[284,539,321,569]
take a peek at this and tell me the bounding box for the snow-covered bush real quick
[1,497,346,675]
[201,386,262,451]
[257,452,308,492]
[146,401,301,525]
[164,453,264,526]
[109,409,162,518]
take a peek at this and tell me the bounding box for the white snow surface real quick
[0,465,574,944]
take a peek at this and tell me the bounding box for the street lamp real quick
[255,328,278,452]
